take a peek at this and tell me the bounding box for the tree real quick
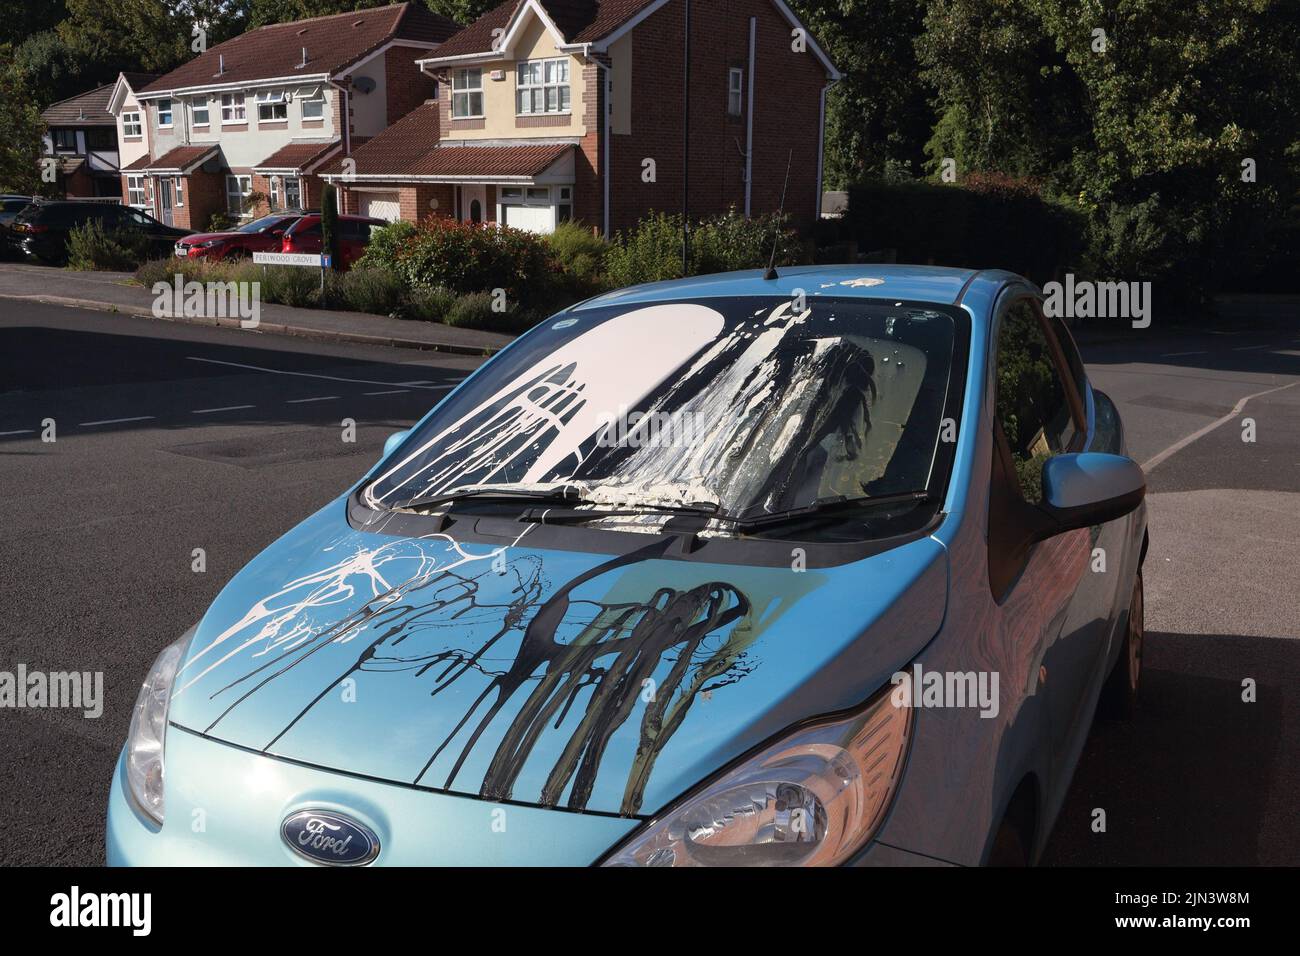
[321,183,339,270]
[0,47,47,195]
[247,0,493,28]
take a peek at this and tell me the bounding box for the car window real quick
[366,296,964,537]
[1039,305,1088,411]
[994,298,1078,503]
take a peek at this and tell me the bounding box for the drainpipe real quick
[600,61,611,239]
[681,0,691,274]
[744,16,756,218]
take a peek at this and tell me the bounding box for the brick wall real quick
[385,49,438,124]
[339,182,455,223]
[604,0,829,235]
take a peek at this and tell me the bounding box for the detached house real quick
[39,85,122,199]
[323,0,839,236]
[116,2,459,230]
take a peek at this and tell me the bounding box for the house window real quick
[728,67,744,116]
[516,58,570,114]
[497,185,567,234]
[452,69,483,118]
[269,177,280,210]
[157,99,173,127]
[126,175,145,207]
[557,186,572,223]
[284,177,302,209]
[256,90,287,122]
[191,97,209,126]
[52,129,77,152]
[225,174,252,215]
[122,111,142,138]
[301,93,325,120]
[221,93,246,124]
[174,177,184,207]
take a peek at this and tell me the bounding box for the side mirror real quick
[1038,452,1145,537]
[381,429,410,461]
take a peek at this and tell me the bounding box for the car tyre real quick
[1100,570,1143,720]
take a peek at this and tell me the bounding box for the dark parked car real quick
[0,195,36,257]
[11,201,192,265]
[281,213,386,271]
[174,211,316,261]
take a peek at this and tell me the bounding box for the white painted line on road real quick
[363,389,410,396]
[79,416,155,427]
[287,396,339,404]
[0,429,33,436]
[1141,380,1300,473]
[186,356,462,391]
[1162,350,1207,357]
[192,405,255,414]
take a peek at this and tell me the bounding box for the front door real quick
[460,184,486,224]
[158,178,174,226]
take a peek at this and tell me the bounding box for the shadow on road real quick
[1042,629,1297,865]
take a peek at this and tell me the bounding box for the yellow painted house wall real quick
[448,13,590,140]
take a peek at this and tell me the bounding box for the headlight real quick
[602,679,913,866]
[125,631,190,824]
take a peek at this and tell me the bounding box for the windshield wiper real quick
[517,500,721,525]
[726,490,933,530]
[396,484,593,513]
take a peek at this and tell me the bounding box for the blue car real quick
[108,265,1147,867]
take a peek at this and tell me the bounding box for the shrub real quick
[403,284,458,323]
[546,221,607,280]
[327,266,405,315]
[444,291,502,330]
[67,219,152,271]
[357,220,416,274]
[259,264,320,307]
[604,211,805,288]
[389,218,558,306]
[320,184,339,271]
[206,211,236,232]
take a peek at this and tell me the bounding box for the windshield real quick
[238,214,293,234]
[366,296,961,526]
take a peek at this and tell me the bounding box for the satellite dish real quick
[353,76,376,95]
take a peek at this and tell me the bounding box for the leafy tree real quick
[0,47,47,194]
[793,0,932,185]
[320,183,339,270]
[247,0,492,28]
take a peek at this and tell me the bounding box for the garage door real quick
[502,203,553,233]
[360,192,401,222]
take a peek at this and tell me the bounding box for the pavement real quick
[0,294,1296,866]
[0,261,514,356]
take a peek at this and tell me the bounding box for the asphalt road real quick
[0,299,1295,866]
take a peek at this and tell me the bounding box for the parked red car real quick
[281,214,386,271]
[174,211,313,261]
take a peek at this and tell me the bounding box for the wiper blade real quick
[726,490,933,530]
[397,484,592,513]
[518,500,721,525]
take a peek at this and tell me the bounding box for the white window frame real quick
[452,69,484,119]
[174,176,184,208]
[225,174,252,216]
[122,111,142,138]
[220,93,246,125]
[126,174,145,207]
[256,90,288,122]
[497,185,569,234]
[269,176,280,210]
[516,58,570,115]
[301,92,325,120]
[284,176,302,209]
[190,96,209,126]
[157,98,173,128]
[728,67,744,117]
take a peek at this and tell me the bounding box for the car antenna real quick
[763,148,794,281]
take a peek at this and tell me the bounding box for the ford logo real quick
[280,810,380,866]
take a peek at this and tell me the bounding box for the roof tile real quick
[40,84,116,127]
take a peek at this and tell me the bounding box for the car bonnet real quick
[167,497,948,818]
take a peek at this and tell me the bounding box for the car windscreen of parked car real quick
[366,295,963,533]
[237,214,297,234]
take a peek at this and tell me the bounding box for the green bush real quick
[444,291,507,330]
[259,264,320,307]
[390,218,558,307]
[325,266,405,315]
[67,219,152,271]
[546,221,607,280]
[403,284,458,323]
[604,211,805,288]
[357,220,416,274]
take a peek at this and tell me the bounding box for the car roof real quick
[571,264,1029,313]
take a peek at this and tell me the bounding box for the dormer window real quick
[256,90,288,121]
[452,69,483,118]
[517,58,570,114]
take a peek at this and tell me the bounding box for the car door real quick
[986,294,1101,800]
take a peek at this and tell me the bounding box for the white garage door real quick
[502,203,553,234]
[360,192,401,222]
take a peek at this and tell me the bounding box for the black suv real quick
[10,202,192,265]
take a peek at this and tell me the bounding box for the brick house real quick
[322,0,839,236]
[107,73,160,211]
[39,85,123,199]
[113,2,459,231]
